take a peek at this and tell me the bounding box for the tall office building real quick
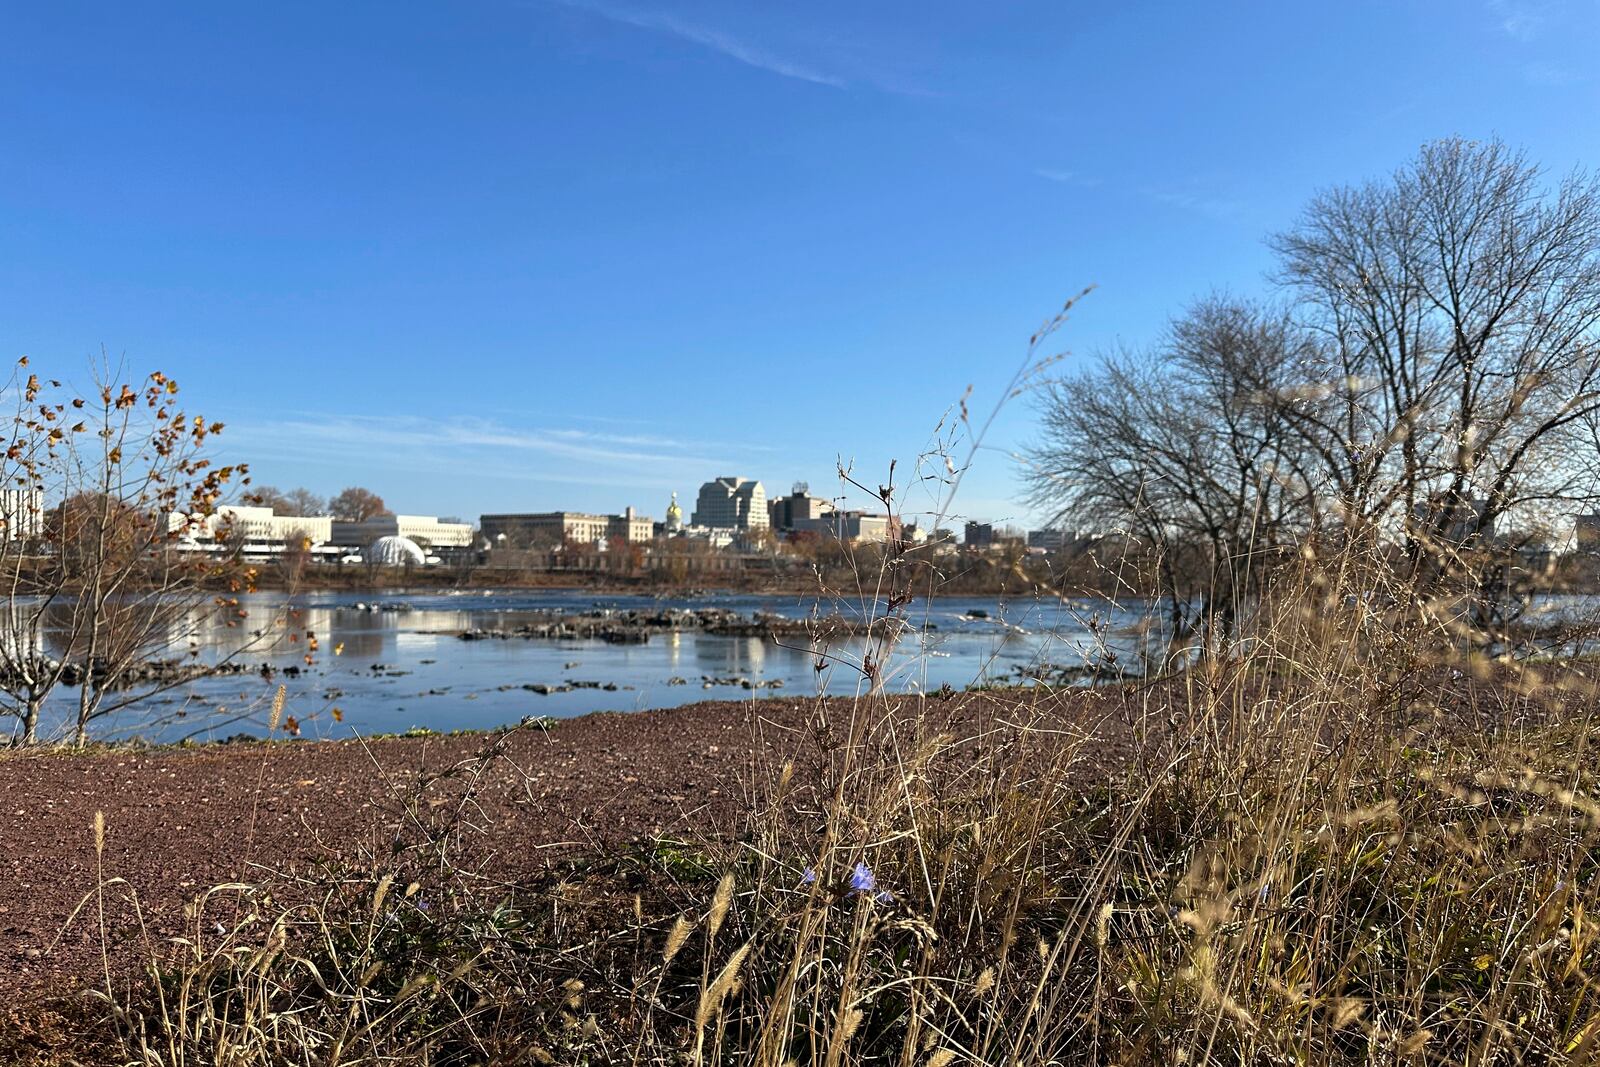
[691,477,769,530]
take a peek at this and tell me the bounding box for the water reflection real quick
[17,590,1148,743]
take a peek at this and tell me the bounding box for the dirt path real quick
[0,695,849,1002]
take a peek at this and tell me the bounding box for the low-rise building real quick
[168,504,337,559]
[333,515,474,551]
[1575,513,1600,552]
[608,507,653,544]
[793,510,890,544]
[964,521,995,547]
[1028,527,1071,551]
[769,484,835,532]
[1412,496,1492,544]
[479,510,651,548]
[215,505,334,546]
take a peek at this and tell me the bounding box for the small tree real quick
[55,369,251,745]
[0,361,76,743]
[0,362,257,745]
[330,486,389,522]
[1026,300,1316,651]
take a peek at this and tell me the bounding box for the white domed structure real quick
[366,535,427,566]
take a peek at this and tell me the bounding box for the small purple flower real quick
[800,867,817,886]
[850,863,877,895]
[416,898,430,912]
[874,889,895,905]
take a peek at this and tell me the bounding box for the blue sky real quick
[3,1,1598,527]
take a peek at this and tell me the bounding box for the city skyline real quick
[5,2,1598,529]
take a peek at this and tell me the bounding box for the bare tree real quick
[1271,138,1600,585]
[252,485,325,517]
[284,487,325,516]
[246,484,295,514]
[1026,299,1316,650]
[1028,140,1600,647]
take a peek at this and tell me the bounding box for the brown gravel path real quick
[0,666,1555,1010]
[0,689,1138,1005]
[0,697,830,1002]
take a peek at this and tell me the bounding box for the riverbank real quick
[5,661,1592,1064]
[0,687,1135,1009]
[1,660,1571,1011]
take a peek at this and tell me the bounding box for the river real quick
[21,589,1149,743]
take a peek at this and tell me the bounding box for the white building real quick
[331,514,475,550]
[0,489,44,541]
[167,504,336,559]
[691,477,768,531]
[214,505,333,546]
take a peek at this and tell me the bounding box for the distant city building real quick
[680,525,739,550]
[0,489,44,541]
[691,477,768,530]
[793,510,889,544]
[769,483,835,532]
[479,510,651,548]
[167,504,337,559]
[664,492,684,533]
[214,505,333,546]
[898,523,930,545]
[1412,496,1492,544]
[333,515,474,551]
[964,521,995,547]
[1575,513,1600,552]
[1028,527,1070,551]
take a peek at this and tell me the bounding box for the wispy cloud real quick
[1142,186,1244,222]
[1487,0,1552,41]
[1034,168,1102,188]
[551,0,845,87]
[1525,60,1584,86]
[239,413,765,466]
[210,412,790,512]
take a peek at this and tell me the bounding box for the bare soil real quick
[0,663,1562,1011]
[0,687,1140,1007]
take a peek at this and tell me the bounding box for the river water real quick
[25,589,1148,743]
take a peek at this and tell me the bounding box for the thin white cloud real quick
[227,413,761,469]
[1525,61,1584,86]
[216,412,777,510]
[1487,0,1551,41]
[1034,168,1102,188]
[1143,187,1244,222]
[552,0,845,87]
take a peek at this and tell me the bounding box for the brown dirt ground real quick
[0,687,1146,1008]
[0,663,1565,1012]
